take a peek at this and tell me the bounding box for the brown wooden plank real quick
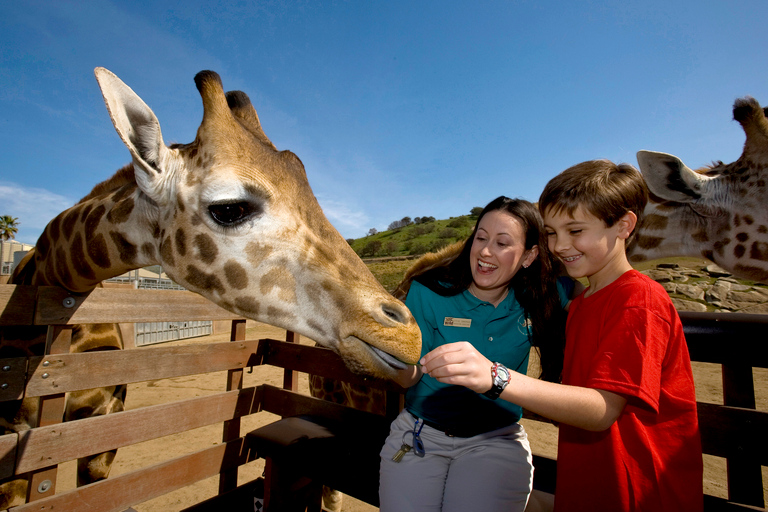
[220,319,247,494]
[15,387,263,474]
[34,286,243,325]
[26,325,74,502]
[0,356,28,402]
[0,284,36,326]
[0,432,18,480]
[698,403,768,463]
[260,339,406,392]
[24,339,263,397]
[283,331,300,391]
[9,437,257,512]
[259,385,389,426]
[721,361,764,508]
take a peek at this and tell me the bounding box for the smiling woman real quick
[378,196,572,512]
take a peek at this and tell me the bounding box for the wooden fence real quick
[0,284,766,511]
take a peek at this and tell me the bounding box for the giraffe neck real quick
[32,170,159,293]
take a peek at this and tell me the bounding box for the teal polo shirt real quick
[404,279,569,434]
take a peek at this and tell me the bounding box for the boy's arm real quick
[421,342,626,431]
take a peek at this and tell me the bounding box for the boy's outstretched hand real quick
[420,341,494,394]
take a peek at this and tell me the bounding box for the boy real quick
[421,160,703,511]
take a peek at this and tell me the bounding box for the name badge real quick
[444,317,472,328]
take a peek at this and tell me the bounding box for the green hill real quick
[349,215,476,259]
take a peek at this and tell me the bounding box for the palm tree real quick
[0,216,19,241]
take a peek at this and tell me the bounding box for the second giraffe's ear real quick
[94,67,176,204]
[636,150,708,203]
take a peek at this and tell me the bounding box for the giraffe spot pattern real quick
[106,197,135,224]
[234,296,260,315]
[735,245,746,258]
[307,319,332,341]
[184,264,226,295]
[49,216,61,244]
[141,243,156,260]
[750,241,768,261]
[642,213,668,231]
[736,232,750,242]
[88,233,111,269]
[71,232,96,281]
[266,305,295,326]
[734,264,768,282]
[160,236,175,267]
[194,233,218,264]
[224,261,248,290]
[55,246,75,290]
[246,241,274,262]
[691,230,709,243]
[713,239,730,257]
[80,204,93,223]
[61,208,80,241]
[36,231,51,260]
[260,267,297,303]
[109,231,137,265]
[759,225,768,234]
[84,205,105,236]
[635,235,664,250]
[175,228,187,256]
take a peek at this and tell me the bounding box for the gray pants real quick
[379,409,533,512]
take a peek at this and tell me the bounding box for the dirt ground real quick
[54,321,767,511]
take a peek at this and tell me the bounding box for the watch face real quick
[496,365,510,381]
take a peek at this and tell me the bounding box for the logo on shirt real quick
[444,317,472,328]
[518,316,532,336]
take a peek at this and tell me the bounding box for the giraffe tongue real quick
[370,346,409,371]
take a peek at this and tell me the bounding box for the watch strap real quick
[483,362,511,400]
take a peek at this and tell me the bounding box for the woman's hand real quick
[420,341,493,394]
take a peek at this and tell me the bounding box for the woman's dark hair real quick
[414,196,566,382]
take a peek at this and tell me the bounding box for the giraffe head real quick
[630,96,768,283]
[39,68,421,378]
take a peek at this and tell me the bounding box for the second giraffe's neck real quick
[33,177,159,293]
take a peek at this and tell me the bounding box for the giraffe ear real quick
[636,150,708,203]
[94,67,174,203]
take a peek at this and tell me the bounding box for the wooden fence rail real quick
[0,285,766,511]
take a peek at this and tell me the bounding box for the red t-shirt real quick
[554,270,703,512]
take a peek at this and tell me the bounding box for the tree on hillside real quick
[368,228,378,236]
[470,207,483,217]
[0,216,19,241]
[360,240,382,257]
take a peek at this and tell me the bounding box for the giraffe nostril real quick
[381,303,408,326]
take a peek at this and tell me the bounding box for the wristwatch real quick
[483,362,511,400]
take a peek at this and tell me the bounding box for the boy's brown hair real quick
[538,159,649,244]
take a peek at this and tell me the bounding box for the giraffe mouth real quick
[370,345,409,371]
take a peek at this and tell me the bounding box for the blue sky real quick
[2,1,767,244]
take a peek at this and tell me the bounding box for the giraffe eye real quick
[208,201,262,227]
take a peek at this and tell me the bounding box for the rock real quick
[661,282,677,294]
[676,284,705,301]
[704,264,732,278]
[705,280,732,303]
[737,303,768,314]
[728,290,768,304]
[643,269,675,283]
[671,298,708,312]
